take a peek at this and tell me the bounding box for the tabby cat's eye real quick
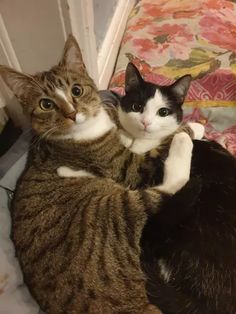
[39,99,56,111]
[158,107,171,117]
[71,84,83,97]
[131,103,142,112]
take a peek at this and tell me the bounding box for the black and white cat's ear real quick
[170,75,192,104]
[125,63,143,92]
[59,34,85,71]
[0,65,38,101]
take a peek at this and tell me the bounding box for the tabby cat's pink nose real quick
[66,111,76,121]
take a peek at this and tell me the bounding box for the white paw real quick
[57,166,95,178]
[57,167,94,178]
[187,122,205,140]
[57,166,75,177]
[158,132,193,194]
[119,130,133,148]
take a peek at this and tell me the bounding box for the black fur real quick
[101,63,236,313]
[141,140,236,314]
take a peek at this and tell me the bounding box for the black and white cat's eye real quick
[158,107,171,117]
[71,84,83,97]
[39,98,56,111]
[131,103,142,112]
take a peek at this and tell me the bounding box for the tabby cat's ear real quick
[170,75,192,104]
[59,34,85,71]
[0,65,38,101]
[125,63,143,92]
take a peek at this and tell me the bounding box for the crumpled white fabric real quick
[0,153,39,314]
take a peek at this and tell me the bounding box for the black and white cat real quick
[106,63,236,314]
[101,63,204,154]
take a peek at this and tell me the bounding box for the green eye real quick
[71,84,83,97]
[158,107,171,117]
[131,103,142,112]
[39,99,55,111]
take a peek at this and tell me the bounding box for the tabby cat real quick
[0,36,200,314]
[101,64,236,314]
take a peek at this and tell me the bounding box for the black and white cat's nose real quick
[141,119,151,128]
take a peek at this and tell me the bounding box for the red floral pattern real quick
[109,0,236,155]
[199,10,236,52]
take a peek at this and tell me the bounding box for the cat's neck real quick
[32,107,119,173]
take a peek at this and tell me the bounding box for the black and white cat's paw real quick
[119,129,133,148]
[187,122,205,140]
[158,132,193,194]
[57,166,94,178]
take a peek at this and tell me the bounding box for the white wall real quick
[93,0,118,50]
[0,0,71,74]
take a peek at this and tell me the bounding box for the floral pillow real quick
[109,0,236,155]
[110,0,236,107]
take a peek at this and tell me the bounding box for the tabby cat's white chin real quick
[59,108,116,141]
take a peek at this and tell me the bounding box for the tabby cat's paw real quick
[158,132,193,194]
[119,130,133,148]
[187,122,205,140]
[57,167,94,178]
[57,166,74,177]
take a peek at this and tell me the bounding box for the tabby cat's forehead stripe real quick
[55,88,68,102]
[35,71,72,97]
[57,78,64,87]
[46,83,54,92]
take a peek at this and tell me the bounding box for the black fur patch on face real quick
[158,85,184,122]
[120,81,157,114]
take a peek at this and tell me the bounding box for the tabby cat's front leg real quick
[57,128,195,196]
[157,132,193,195]
[57,132,193,199]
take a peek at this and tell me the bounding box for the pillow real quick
[110,0,236,108]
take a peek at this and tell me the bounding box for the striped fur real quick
[12,150,165,314]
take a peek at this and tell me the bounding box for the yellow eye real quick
[71,84,83,97]
[39,99,55,111]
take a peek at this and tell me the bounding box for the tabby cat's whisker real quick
[28,126,58,151]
